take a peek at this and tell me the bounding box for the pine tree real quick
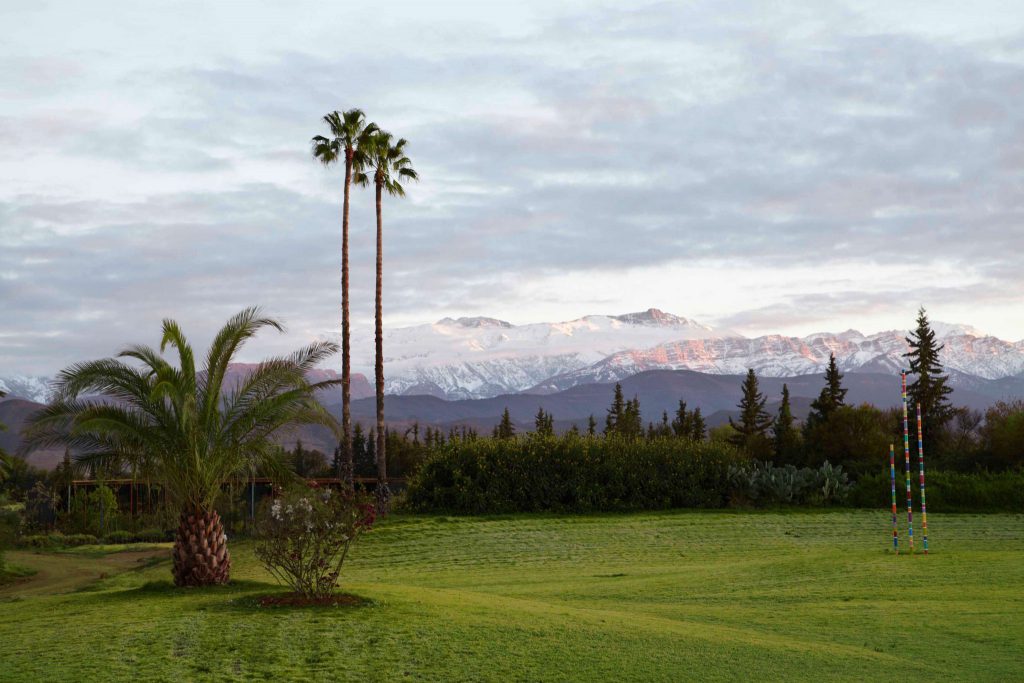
[807,353,847,428]
[904,306,955,438]
[729,369,773,456]
[671,400,690,437]
[604,383,626,434]
[497,407,515,439]
[621,397,643,437]
[587,414,596,436]
[690,407,706,441]
[773,384,801,465]
[534,407,554,436]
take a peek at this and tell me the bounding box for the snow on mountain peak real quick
[435,316,513,329]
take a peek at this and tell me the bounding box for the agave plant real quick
[21,308,341,586]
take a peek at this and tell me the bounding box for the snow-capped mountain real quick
[4,310,1023,403]
[0,375,53,404]
[349,309,1024,399]
[531,329,1024,393]
[349,309,735,399]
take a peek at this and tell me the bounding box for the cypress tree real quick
[904,306,954,437]
[773,384,801,465]
[729,369,773,456]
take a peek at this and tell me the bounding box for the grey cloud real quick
[2,1,1024,374]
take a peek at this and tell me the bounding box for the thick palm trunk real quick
[172,507,230,586]
[374,181,390,513]
[339,151,354,488]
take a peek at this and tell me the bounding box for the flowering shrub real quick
[254,483,375,599]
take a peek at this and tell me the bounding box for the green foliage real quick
[728,369,773,458]
[254,483,375,598]
[904,307,955,436]
[20,308,340,515]
[19,532,98,548]
[604,384,643,437]
[976,400,1024,471]
[806,353,847,427]
[534,407,554,436]
[0,507,20,569]
[495,407,516,439]
[772,384,802,465]
[671,401,705,440]
[404,434,741,513]
[728,461,850,507]
[804,404,891,476]
[849,469,1024,512]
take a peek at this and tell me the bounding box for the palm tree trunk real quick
[340,150,354,489]
[172,507,230,586]
[374,181,390,514]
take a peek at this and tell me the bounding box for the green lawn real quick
[1,510,1021,681]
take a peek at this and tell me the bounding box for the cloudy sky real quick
[2,0,1023,376]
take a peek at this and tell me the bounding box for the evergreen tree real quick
[904,307,955,438]
[807,353,847,428]
[497,407,515,439]
[773,384,801,465]
[671,400,690,437]
[587,414,596,436]
[690,407,706,441]
[729,369,773,457]
[534,407,554,436]
[604,383,626,435]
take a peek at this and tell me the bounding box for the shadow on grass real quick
[73,577,378,615]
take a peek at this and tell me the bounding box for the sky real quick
[2,0,1024,376]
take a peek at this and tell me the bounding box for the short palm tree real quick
[21,308,341,586]
[356,131,418,512]
[311,109,378,488]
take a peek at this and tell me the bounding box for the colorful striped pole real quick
[902,371,914,553]
[917,402,929,554]
[890,443,899,554]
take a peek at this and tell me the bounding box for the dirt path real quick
[0,547,170,597]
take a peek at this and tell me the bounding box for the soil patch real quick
[256,593,369,608]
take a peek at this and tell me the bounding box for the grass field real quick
[1,510,1021,681]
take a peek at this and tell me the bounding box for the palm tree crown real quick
[311,109,378,170]
[356,131,419,195]
[22,307,340,512]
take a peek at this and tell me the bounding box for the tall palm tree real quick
[311,110,378,488]
[356,131,417,513]
[21,308,341,586]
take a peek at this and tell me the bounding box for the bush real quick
[103,530,135,544]
[18,532,97,548]
[100,528,168,544]
[133,528,169,543]
[404,434,742,514]
[63,533,99,546]
[254,484,375,599]
[0,508,20,569]
[849,470,1024,512]
[728,461,850,507]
